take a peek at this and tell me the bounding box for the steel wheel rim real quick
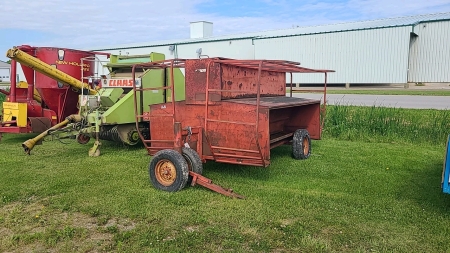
[77,134,90,144]
[155,159,177,186]
[303,138,309,155]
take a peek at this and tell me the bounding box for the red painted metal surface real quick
[34,47,94,120]
[17,45,36,102]
[190,171,245,199]
[0,86,57,134]
[135,58,333,167]
[148,97,321,166]
[133,58,333,197]
[1,46,95,136]
[185,59,295,105]
[0,126,30,133]
[9,60,17,102]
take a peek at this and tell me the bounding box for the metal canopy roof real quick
[134,58,334,74]
[215,59,334,73]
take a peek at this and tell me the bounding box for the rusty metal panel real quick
[185,59,221,104]
[145,59,327,167]
[29,117,52,133]
[205,101,270,164]
[220,64,285,99]
[267,104,320,140]
[284,103,321,139]
[149,100,270,166]
[224,96,321,139]
[148,95,320,166]
[185,59,294,105]
[149,101,206,149]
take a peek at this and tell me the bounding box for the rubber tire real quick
[149,149,189,192]
[77,134,90,145]
[292,129,311,160]
[182,147,203,184]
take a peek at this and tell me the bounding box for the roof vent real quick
[190,21,213,39]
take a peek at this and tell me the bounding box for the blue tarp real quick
[442,135,450,194]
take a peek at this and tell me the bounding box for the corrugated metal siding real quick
[175,40,254,59]
[408,21,450,82]
[258,12,450,39]
[254,26,411,84]
[91,13,450,52]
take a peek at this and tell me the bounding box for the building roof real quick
[92,12,450,51]
[259,12,450,39]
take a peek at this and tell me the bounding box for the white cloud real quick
[0,0,211,49]
[348,0,450,18]
[0,0,449,53]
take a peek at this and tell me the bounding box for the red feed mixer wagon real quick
[0,45,97,140]
[132,58,334,198]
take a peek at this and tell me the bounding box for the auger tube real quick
[6,48,97,95]
[22,115,83,154]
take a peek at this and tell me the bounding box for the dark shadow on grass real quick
[201,145,296,182]
[202,160,272,181]
[269,145,293,160]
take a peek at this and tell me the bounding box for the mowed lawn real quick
[1,131,449,252]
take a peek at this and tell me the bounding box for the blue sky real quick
[1,0,450,62]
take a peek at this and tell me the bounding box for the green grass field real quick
[1,106,450,252]
[324,105,449,145]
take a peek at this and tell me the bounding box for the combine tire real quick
[149,149,189,192]
[182,147,203,184]
[292,129,311,160]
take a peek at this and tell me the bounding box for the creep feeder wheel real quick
[149,149,189,192]
[154,159,177,187]
[292,129,311,160]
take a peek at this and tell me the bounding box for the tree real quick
[6,60,11,64]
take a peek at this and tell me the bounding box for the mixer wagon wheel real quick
[76,134,90,144]
[292,129,311,160]
[182,147,203,184]
[149,149,189,192]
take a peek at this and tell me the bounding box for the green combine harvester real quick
[19,52,185,156]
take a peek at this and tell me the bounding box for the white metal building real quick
[0,61,11,86]
[92,13,450,85]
